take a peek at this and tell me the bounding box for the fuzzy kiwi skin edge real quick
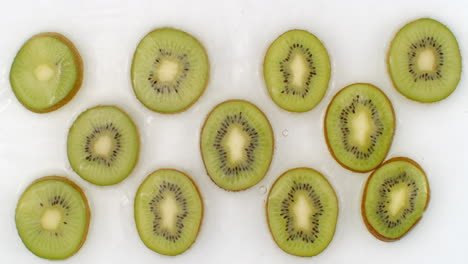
[262,29,331,113]
[386,18,462,103]
[10,32,84,114]
[130,27,210,114]
[134,168,204,256]
[323,83,396,173]
[265,167,339,257]
[361,157,431,242]
[67,105,140,186]
[199,99,275,192]
[16,176,91,259]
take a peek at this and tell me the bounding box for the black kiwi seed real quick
[325,83,395,173]
[131,28,209,113]
[201,100,274,191]
[84,122,121,167]
[407,37,444,82]
[264,29,331,112]
[362,157,430,241]
[147,49,190,94]
[279,43,316,98]
[148,181,188,242]
[48,195,70,210]
[267,168,338,257]
[15,177,91,259]
[338,95,384,160]
[376,172,419,228]
[280,181,324,243]
[387,18,462,103]
[213,112,259,176]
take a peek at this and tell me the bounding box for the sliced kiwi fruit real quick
[388,18,461,103]
[362,157,430,241]
[131,27,209,113]
[67,105,139,186]
[324,83,395,173]
[200,100,274,191]
[10,32,83,113]
[267,168,338,257]
[263,29,331,112]
[135,169,203,256]
[15,176,90,260]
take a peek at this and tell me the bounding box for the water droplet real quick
[120,195,130,206]
[282,129,289,137]
[259,186,267,194]
[146,116,154,124]
[0,98,12,112]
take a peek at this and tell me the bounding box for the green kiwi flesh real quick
[10,32,83,113]
[134,169,203,256]
[67,105,139,186]
[267,168,338,257]
[15,176,90,260]
[388,18,461,102]
[362,157,430,241]
[201,100,274,191]
[264,29,331,112]
[131,27,209,113]
[325,83,395,172]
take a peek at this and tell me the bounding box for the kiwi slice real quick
[10,32,83,113]
[200,100,274,191]
[324,83,395,172]
[388,18,461,102]
[263,29,331,112]
[131,27,209,113]
[362,157,430,241]
[134,169,203,256]
[15,176,90,260]
[67,105,139,186]
[267,168,338,257]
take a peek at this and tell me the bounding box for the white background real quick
[0,0,467,263]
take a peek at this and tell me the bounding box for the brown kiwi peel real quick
[25,176,91,258]
[130,27,210,114]
[323,83,396,173]
[386,18,462,104]
[199,99,275,192]
[67,105,140,186]
[11,32,84,113]
[262,29,331,113]
[386,20,428,104]
[265,167,339,257]
[134,168,204,256]
[361,157,430,241]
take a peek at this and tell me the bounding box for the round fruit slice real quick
[67,105,139,186]
[134,169,203,256]
[200,100,274,191]
[15,176,90,260]
[263,29,331,112]
[325,83,395,172]
[362,157,430,241]
[388,18,461,102]
[267,168,338,257]
[10,32,83,113]
[131,27,209,113]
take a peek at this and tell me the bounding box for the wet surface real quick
[0,0,467,263]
